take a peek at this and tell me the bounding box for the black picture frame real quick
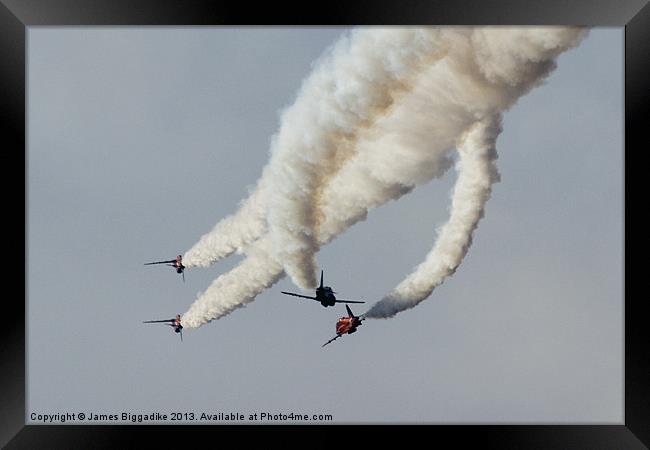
[3,0,646,448]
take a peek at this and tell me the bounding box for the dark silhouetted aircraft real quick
[281,270,364,307]
[322,305,365,347]
[144,255,185,281]
[143,314,183,341]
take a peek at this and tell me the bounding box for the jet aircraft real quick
[322,305,365,347]
[144,255,185,281]
[143,314,183,341]
[281,270,364,307]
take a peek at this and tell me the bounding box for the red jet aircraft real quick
[144,255,185,281]
[322,305,365,347]
[143,314,183,341]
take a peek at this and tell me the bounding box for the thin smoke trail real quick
[182,175,269,268]
[365,117,501,318]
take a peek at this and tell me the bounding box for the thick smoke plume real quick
[181,27,587,329]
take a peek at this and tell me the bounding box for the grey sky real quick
[27,27,622,423]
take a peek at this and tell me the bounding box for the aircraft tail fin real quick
[320,270,324,289]
[346,304,354,317]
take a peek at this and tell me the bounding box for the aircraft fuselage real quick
[336,315,361,335]
[316,286,337,307]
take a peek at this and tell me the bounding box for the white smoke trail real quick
[182,173,269,268]
[365,117,501,318]
[182,235,284,328]
[180,27,587,329]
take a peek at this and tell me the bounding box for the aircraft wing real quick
[144,259,176,265]
[333,299,365,304]
[142,319,174,323]
[281,292,319,301]
[322,334,343,347]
